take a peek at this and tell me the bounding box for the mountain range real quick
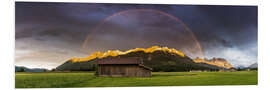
[248,63,258,69]
[15,66,48,72]
[56,46,234,72]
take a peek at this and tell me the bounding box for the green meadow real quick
[15,71,257,88]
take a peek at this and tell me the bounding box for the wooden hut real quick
[96,57,152,77]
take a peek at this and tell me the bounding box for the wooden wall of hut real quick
[97,64,151,77]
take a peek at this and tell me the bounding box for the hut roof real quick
[97,57,142,65]
[138,64,152,71]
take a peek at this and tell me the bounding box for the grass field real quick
[15,71,257,88]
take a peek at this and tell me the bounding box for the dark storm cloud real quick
[169,5,257,49]
[15,2,257,68]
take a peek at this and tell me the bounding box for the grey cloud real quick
[15,2,257,68]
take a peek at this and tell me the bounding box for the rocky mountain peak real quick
[193,57,232,69]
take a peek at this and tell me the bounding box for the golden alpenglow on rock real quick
[193,57,233,69]
[71,46,185,62]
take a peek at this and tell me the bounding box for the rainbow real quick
[81,9,205,59]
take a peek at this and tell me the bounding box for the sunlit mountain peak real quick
[71,46,185,62]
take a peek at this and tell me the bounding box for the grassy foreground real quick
[15,71,257,88]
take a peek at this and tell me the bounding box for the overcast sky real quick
[15,2,257,69]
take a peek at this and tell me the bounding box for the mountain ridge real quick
[193,57,233,69]
[15,66,48,72]
[56,46,233,71]
[248,62,258,69]
[56,46,231,71]
[71,46,185,62]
